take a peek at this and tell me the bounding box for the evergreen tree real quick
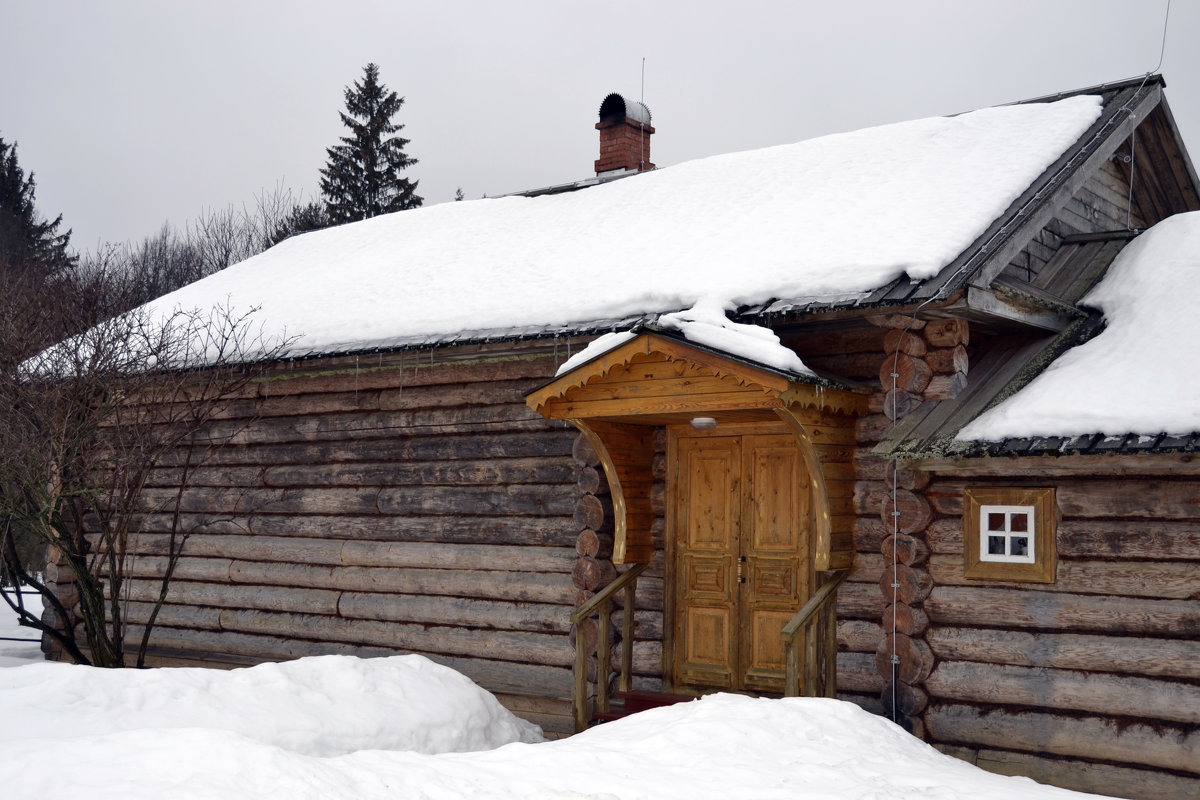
[268,200,331,246]
[0,137,74,277]
[319,63,422,224]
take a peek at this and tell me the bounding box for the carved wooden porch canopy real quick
[525,332,869,567]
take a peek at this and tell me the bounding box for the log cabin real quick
[41,77,1200,798]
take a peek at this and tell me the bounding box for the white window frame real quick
[978,504,1036,564]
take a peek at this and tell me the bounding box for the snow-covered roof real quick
[959,210,1200,441]
[144,94,1105,362]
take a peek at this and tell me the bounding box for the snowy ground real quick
[0,589,1115,799]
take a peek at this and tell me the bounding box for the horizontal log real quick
[882,602,929,636]
[151,458,578,490]
[219,610,575,667]
[572,556,617,591]
[573,494,607,531]
[881,490,933,535]
[928,478,1200,520]
[802,352,887,381]
[838,619,882,652]
[926,660,1200,725]
[164,428,575,468]
[124,580,341,615]
[927,553,1200,599]
[884,467,931,492]
[257,355,558,399]
[240,514,578,545]
[883,389,923,420]
[338,592,571,633]
[967,745,1200,800]
[875,632,934,684]
[866,314,926,330]
[855,413,892,444]
[218,561,576,604]
[923,319,969,347]
[575,465,607,496]
[575,529,614,560]
[880,680,928,716]
[1058,518,1200,560]
[926,626,1200,680]
[851,552,886,583]
[853,516,890,553]
[883,328,926,356]
[923,517,961,554]
[924,703,1200,776]
[924,372,967,401]
[878,352,931,394]
[838,580,886,619]
[883,534,929,566]
[924,345,968,375]
[140,625,575,699]
[201,404,551,447]
[789,326,887,356]
[837,650,885,693]
[340,541,576,572]
[926,586,1200,637]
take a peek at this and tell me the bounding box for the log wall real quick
[914,466,1200,799]
[49,343,583,735]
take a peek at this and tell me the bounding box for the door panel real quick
[742,435,809,691]
[674,437,740,689]
[673,428,810,693]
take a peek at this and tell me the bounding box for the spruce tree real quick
[320,63,422,224]
[0,137,74,277]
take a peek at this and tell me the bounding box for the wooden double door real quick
[672,426,811,692]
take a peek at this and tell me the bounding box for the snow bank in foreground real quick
[960,210,1200,440]
[143,95,1101,360]
[0,654,1112,799]
[0,654,542,757]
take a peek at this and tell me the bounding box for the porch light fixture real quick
[690,416,718,431]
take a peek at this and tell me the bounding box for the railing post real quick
[822,597,838,698]
[597,598,612,714]
[785,639,800,697]
[621,582,636,693]
[574,621,588,732]
[569,562,651,732]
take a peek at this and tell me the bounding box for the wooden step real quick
[617,690,695,713]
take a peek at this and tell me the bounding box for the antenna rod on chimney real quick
[640,58,646,170]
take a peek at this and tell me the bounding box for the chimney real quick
[595,93,655,176]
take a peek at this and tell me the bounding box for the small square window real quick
[964,488,1055,583]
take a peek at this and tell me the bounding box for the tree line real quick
[0,62,423,665]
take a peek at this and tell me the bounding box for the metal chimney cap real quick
[599,93,651,126]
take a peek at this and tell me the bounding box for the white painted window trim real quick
[978,504,1036,564]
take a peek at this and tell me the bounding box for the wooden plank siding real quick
[914,466,1200,799]
[1001,161,1138,286]
[57,346,585,735]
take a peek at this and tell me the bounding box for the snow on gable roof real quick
[145,94,1103,361]
[958,210,1200,442]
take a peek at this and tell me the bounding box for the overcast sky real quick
[2,0,1194,252]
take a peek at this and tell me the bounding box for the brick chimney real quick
[595,93,655,175]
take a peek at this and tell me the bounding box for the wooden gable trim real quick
[526,332,791,418]
[526,332,867,421]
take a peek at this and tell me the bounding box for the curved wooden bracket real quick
[569,419,655,564]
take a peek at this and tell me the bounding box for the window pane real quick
[1010,513,1029,532]
[987,535,1006,555]
[1011,536,1029,557]
[987,513,1006,531]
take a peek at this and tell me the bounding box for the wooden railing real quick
[781,570,849,698]
[569,562,651,732]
